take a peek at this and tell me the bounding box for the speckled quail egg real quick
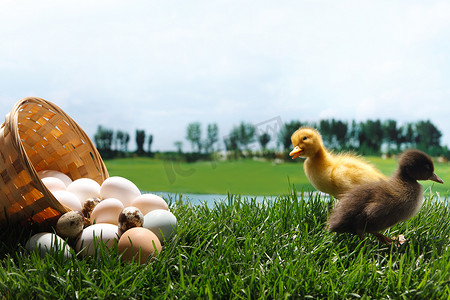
[82,197,101,219]
[56,211,84,239]
[118,206,144,232]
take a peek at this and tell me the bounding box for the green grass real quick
[104,157,450,195]
[1,191,449,299]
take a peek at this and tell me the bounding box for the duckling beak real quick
[289,146,303,159]
[429,173,444,184]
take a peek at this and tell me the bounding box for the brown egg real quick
[118,227,162,264]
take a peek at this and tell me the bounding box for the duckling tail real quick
[327,210,358,234]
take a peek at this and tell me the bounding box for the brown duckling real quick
[327,149,444,245]
[290,127,386,198]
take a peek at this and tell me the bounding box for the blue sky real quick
[1,1,450,151]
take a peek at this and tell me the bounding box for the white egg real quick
[142,209,177,243]
[41,177,66,192]
[75,223,120,257]
[131,193,169,215]
[67,178,101,205]
[38,170,73,187]
[100,176,140,207]
[90,198,124,225]
[52,190,82,211]
[25,232,72,259]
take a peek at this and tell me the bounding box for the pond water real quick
[145,190,445,207]
[147,191,328,207]
[147,192,275,207]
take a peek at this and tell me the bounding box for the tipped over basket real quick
[0,97,108,227]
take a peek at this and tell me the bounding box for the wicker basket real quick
[0,97,109,227]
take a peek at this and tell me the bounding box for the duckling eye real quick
[302,136,308,141]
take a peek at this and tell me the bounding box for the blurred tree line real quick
[277,119,448,158]
[94,126,153,159]
[93,118,449,161]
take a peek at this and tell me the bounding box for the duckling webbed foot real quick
[369,232,393,245]
[369,232,406,246]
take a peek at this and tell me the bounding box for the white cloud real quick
[1,1,450,149]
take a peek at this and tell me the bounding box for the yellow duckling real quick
[290,127,386,198]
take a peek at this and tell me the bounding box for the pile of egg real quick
[25,170,177,264]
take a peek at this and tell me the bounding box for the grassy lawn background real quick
[105,156,450,196]
[1,193,449,298]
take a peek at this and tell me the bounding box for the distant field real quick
[104,157,450,196]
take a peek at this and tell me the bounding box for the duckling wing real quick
[328,181,396,233]
[359,184,402,233]
[363,181,423,232]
